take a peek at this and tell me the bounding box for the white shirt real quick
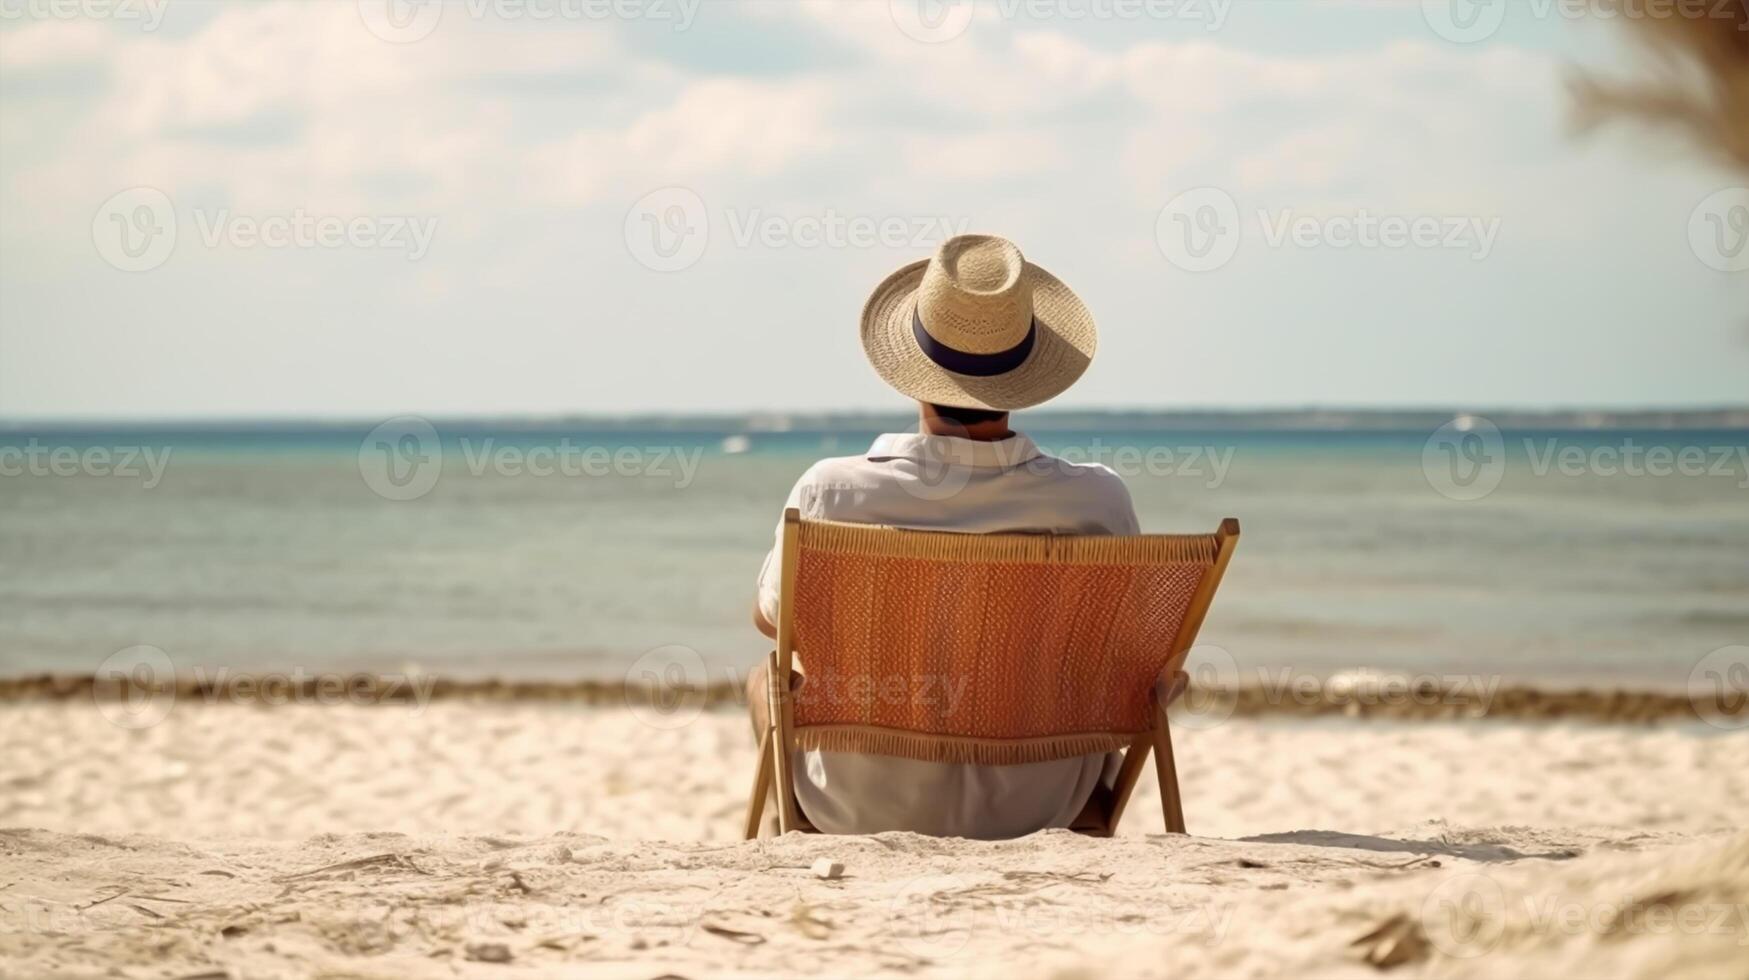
[756,431,1140,839]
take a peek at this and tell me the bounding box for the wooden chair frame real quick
[743,511,1239,839]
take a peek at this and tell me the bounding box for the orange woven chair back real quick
[786,519,1219,765]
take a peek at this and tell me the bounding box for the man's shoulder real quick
[794,452,880,488]
[1022,453,1139,530]
[782,454,888,509]
[1028,452,1131,492]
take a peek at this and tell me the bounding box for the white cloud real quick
[623,77,838,176]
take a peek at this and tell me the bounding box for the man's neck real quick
[917,408,1014,443]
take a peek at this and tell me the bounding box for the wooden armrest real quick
[762,652,805,693]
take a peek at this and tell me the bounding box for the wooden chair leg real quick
[742,726,774,840]
[766,652,801,834]
[1152,703,1187,834]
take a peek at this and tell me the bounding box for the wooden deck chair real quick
[743,509,1239,839]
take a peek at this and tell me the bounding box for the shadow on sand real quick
[1239,830,1582,863]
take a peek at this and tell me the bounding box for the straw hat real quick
[860,234,1096,411]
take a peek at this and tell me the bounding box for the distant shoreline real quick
[5,406,1748,433]
[5,673,1738,726]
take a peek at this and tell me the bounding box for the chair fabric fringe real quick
[792,724,1135,766]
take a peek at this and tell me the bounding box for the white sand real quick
[1,701,1745,978]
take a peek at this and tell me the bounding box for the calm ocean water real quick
[2,424,1745,690]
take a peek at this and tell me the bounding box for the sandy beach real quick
[3,698,1745,978]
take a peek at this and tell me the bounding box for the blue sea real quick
[2,422,1745,691]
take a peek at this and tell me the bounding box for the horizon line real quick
[4,405,1747,429]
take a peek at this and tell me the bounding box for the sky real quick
[0,0,1745,420]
